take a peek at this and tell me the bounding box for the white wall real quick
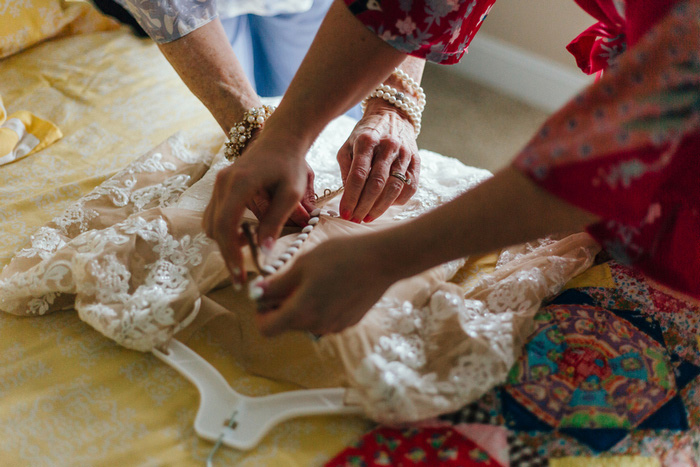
[449,0,597,112]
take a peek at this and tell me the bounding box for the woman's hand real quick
[337,99,420,223]
[249,166,602,338]
[203,130,313,284]
[253,234,399,336]
[245,160,317,226]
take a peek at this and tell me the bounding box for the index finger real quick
[209,171,258,283]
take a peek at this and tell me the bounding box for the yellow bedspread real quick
[0,29,371,466]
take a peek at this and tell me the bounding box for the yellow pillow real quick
[0,0,118,59]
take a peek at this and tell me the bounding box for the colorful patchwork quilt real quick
[327,261,700,466]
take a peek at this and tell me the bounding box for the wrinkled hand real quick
[252,235,397,336]
[337,100,420,223]
[203,132,313,283]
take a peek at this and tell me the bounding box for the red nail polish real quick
[351,218,361,224]
[340,209,351,220]
[260,237,275,255]
[363,215,374,223]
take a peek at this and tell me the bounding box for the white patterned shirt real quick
[114,0,313,43]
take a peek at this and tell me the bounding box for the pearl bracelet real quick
[392,68,427,109]
[361,84,423,134]
[224,105,276,161]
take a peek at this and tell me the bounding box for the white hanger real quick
[152,339,363,451]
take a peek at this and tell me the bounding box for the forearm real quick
[158,19,260,132]
[374,167,600,280]
[263,0,407,148]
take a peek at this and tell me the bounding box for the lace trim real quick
[76,216,211,351]
[344,234,597,423]
[0,133,215,351]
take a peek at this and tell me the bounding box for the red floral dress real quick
[344,0,700,301]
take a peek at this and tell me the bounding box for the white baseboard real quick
[452,33,594,113]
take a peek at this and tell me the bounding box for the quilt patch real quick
[329,262,700,466]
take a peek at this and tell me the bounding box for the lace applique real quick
[392,151,492,221]
[2,259,74,315]
[27,292,60,316]
[346,234,598,423]
[168,132,207,164]
[0,133,214,351]
[130,174,191,211]
[73,225,131,256]
[15,227,66,260]
[52,203,99,236]
[10,134,210,266]
[76,221,209,351]
[50,177,136,236]
[90,177,137,208]
[495,237,558,268]
[2,215,211,350]
[51,151,181,236]
[127,152,178,173]
[76,217,210,351]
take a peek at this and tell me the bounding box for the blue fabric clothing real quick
[222,0,362,118]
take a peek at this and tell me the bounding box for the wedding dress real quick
[0,114,599,423]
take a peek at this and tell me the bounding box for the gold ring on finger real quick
[390,171,411,185]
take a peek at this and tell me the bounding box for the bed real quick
[1,4,699,466]
[0,17,376,465]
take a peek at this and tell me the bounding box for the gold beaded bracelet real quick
[224,105,276,161]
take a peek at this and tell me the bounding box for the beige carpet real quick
[417,63,549,173]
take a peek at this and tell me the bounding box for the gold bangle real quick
[224,105,275,161]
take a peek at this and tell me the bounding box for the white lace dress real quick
[0,114,599,423]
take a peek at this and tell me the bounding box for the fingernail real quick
[340,209,351,220]
[251,276,264,287]
[260,237,275,255]
[229,265,242,287]
[248,284,264,301]
[351,218,361,224]
[363,215,374,223]
[248,275,265,300]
